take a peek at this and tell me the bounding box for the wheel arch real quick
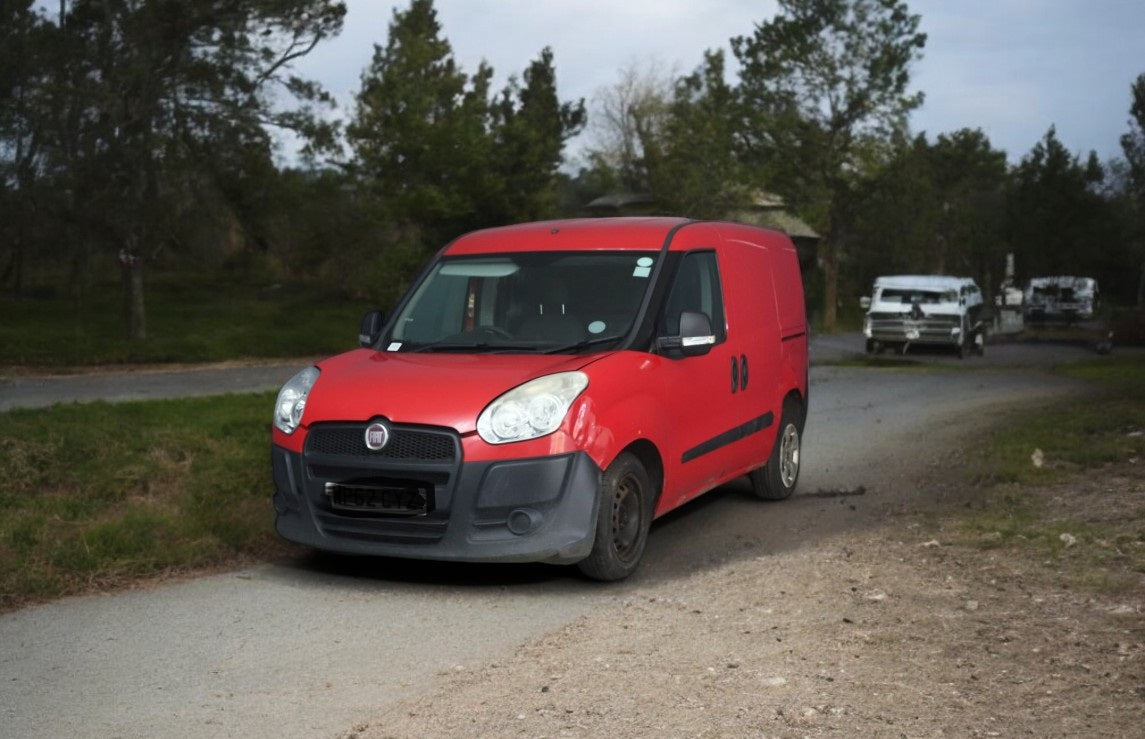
[782,388,806,432]
[616,439,664,516]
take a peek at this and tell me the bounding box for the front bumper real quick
[271,426,602,565]
[865,314,964,346]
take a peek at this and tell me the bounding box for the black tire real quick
[577,452,653,581]
[749,400,803,501]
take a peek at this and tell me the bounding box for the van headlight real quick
[274,367,320,434]
[477,371,588,444]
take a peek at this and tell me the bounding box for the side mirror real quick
[678,310,715,357]
[859,296,871,310]
[359,310,385,348]
[656,310,715,356]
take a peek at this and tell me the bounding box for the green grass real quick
[819,354,926,369]
[969,356,1145,486]
[0,272,376,367]
[0,393,285,610]
[942,355,1145,590]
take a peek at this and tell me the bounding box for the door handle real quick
[731,355,749,393]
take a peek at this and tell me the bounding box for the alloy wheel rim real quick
[779,424,800,488]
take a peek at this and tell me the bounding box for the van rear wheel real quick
[750,401,803,501]
[577,452,652,582]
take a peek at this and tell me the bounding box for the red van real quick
[271,217,808,580]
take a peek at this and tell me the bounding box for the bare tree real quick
[586,58,677,193]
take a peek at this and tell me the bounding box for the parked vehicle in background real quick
[1022,276,1113,354]
[1023,276,1098,322]
[271,217,809,581]
[861,275,986,357]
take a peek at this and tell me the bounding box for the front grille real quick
[869,312,959,327]
[868,312,962,345]
[301,422,460,540]
[306,424,458,462]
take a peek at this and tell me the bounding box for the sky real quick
[293,0,1145,167]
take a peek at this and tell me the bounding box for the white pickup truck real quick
[861,275,986,358]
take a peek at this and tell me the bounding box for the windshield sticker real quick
[386,342,402,352]
[588,320,606,335]
[633,257,654,278]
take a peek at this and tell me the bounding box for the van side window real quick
[659,250,727,343]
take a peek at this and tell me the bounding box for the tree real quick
[348,0,584,247]
[585,58,676,195]
[1008,127,1111,287]
[0,2,58,297]
[848,129,1008,299]
[347,0,487,242]
[485,48,586,222]
[733,0,927,330]
[848,133,939,287]
[1121,72,1145,307]
[7,0,346,339]
[650,50,747,218]
[927,129,1009,289]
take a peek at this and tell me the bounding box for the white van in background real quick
[861,275,986,358]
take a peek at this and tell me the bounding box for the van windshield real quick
[877,288,957,304]
[387,251,656,353]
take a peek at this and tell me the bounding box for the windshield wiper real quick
[543,335,626,354]
[409,341,493,353]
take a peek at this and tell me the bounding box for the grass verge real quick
[0,273,374,367]
[0,392,287,611]
[941,355,1145,593]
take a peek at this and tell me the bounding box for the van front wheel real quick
[577,453,652,582]
[750,403,802,501]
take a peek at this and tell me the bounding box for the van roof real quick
[445,217,693,255]
[873,275,977,291]
[1027,276,1096,288]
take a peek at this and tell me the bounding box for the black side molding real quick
[681,412,774,464]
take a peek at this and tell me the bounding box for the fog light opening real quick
[507,508,542,535]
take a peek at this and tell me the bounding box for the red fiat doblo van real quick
[271,217,808,580]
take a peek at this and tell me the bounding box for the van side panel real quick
[706,228,785,480]
[717,224,807,406]
[720,232,781,407]
[769,237,809,407]
[770,238,807,339]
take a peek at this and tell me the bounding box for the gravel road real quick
[0,337,1100,737]
[0,359,312,412]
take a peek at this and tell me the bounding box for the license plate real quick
[324,481,430,515]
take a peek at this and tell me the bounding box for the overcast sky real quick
[293,0,1145,166]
